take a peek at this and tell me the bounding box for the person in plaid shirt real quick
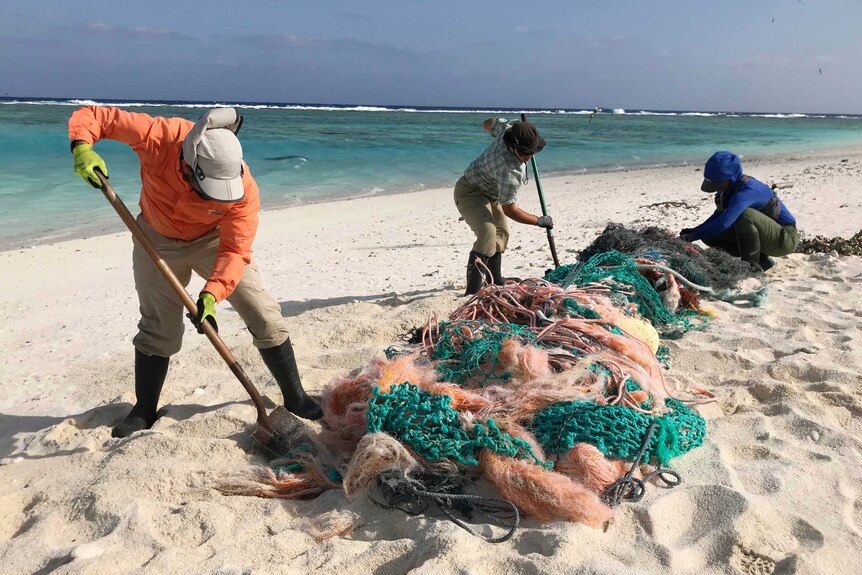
[454,118,551,295]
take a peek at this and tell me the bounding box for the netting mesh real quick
[578,223,751,290]
[561,298,602,319]
[366,382,549,467]
[431,320,538,385]
[545,250,708,338]
[531,397,706,465]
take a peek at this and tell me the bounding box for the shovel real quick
[95,172,307,458]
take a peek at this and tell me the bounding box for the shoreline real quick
[4,144,860,254]
[5,96,862,117]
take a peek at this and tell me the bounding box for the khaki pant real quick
[702,208,799,257]
[132,214,289,357]
[454,176,509,256]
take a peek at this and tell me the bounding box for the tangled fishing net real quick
[222,230,738,538]
[578,223,752,290]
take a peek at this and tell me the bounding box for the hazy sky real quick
[2,0,860,113]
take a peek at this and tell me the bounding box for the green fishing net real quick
[545,250,708,338]
[531,397,706,465]
[431,320,538,385]
[366,382,549,467]
[579,223,751,290]
[561,298,602,319]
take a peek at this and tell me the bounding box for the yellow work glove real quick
[188,292,218,334]
[72,143,108,188]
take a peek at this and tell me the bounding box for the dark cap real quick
[701,151,742,192]
[503,121,546,154]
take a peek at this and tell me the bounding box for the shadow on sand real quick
[0,400,247,460]
[278,287,451,318]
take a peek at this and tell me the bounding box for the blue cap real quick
[701,151,742,192]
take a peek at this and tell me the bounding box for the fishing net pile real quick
[578,223,752,290]
[224,235,735,537]
[547,225,768,333]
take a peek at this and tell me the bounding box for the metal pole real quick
[520,113,560,268]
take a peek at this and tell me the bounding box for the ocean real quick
[2,98,861,249]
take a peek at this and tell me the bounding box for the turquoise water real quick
[2,99,861,249]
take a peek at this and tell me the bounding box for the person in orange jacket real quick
[69,106,321,438]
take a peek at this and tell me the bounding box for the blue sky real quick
[2,0,859,113]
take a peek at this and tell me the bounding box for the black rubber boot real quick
[759,254,776,272]
[464,251,489,295]
[259,339,322,420]
[487,252,503,285]
[112,350,170,438]
[737,232,764,272]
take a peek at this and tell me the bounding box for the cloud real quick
[44,22,192,42]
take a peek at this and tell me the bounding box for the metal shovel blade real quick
[251,406,316,460]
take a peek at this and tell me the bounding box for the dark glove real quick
[679,228,694,242]
[187,292,218,334]
[536,215,554,229]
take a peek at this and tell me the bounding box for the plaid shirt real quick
[462,118,527,205]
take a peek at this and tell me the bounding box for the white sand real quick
[1,148,860,574]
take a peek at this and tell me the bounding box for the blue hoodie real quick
[689,152,796,241]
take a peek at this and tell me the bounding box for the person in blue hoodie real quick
[680,151,799,272]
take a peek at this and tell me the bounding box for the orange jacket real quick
[69,106,260,302]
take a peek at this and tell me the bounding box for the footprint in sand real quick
[513,529,563,557]
[0,492,43,542]
[643,484,748,547]
[765,361,845,385]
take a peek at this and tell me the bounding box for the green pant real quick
[454,176,509,256]
[702,208,799,261]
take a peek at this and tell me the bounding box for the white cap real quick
[182,108,245,202]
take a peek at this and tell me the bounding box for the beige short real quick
[454,176,509,256]
[132,214,289,357]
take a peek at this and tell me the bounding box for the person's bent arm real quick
[502,202,542,226]
[688,193,752,241]
[485,118,510,138]
[69,106,161,152]
[202,167,260,302]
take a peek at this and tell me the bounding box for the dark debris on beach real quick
[796,230,862,256]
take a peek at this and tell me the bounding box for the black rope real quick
[384,346,410,360]
[603,421,682,507]
[370,469,520,543]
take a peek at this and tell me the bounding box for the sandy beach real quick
[1,148,861,574]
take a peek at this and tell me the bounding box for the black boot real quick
[736,232,764,272]
[259,339,322,420]
[487,252,503,285]
[759,254,776,272]
[112,350,170,438]
[465,251,490,295]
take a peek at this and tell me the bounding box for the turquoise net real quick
[544,251,708,338]
[431,320,538,385]
[366,382,550,467]
[531,397,706,465]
